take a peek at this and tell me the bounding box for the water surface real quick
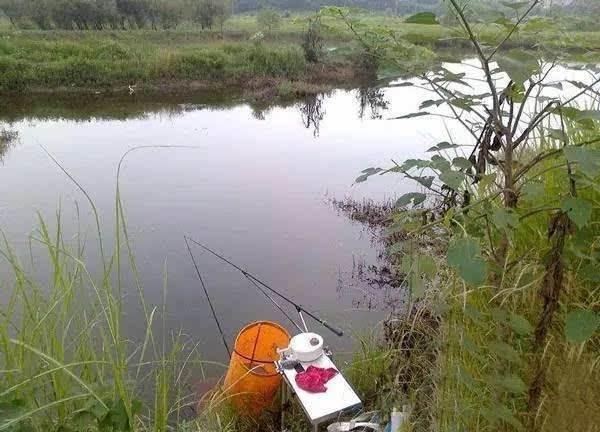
[1,61,592,367]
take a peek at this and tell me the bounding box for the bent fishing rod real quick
[184,235,344,337]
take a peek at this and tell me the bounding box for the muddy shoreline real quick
[0,61,372,103]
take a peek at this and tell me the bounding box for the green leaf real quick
[506,82,525,102]
[541,82,563,90]
[492,208,519,230]
[396,192,427,208]
[561,197,593,229]
[490,307,509,323]
[494,404,523,430]
[100,398,131,431]
[418,255,437,277]
[564,146,600,178]
[496,49,539,84]
[414,176,434,188]
[537,95,557,104]
[558,106,583,120]
[401,158,431,170]
[427,141,460,152]
[355,167,383,183]
[501,1,531,10]
[452,157,472,170]
[508,313,533,336]
[478,173,497,191]
[405,12,438,25]
[80,399,109,421]
[576,110,600,121]
[440,170,466,190]
[392,112,430,119]
[71,412,99,431]
[449,98,474,111]
[548,128,568,143]
[489,340,521,363]
[409,273,425,299]
[447,237,487,285]
[420,99,444,109]
[567,80,587,89]
[580,262,600,282]
[521,182,544,201]
[492,374,527,394]
[431,154,451,171]
[565,309,600,343]
[437,68,471,87]
[388,242,404,255]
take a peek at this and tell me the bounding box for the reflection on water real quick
[0,128,18,162]
[357,88,390,120]
[300,94,326,137]
[0,87,391,137]
[0,90,288,123]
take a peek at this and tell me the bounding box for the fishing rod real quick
[184,236,344,337]
[184,236,231,358]
[185,236,303,361]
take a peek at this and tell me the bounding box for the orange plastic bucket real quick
[223,321,290,416]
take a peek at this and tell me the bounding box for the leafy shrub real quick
[0,57,29,92]
[301,16,324,63]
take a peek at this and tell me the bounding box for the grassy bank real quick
[1,11,599,97]
[0,35,308,93]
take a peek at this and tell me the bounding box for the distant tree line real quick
[0,0,443,29]
[0,0,232,30]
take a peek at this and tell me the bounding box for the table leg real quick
[280,384,286,432]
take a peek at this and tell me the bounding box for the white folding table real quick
[276,354,362,431]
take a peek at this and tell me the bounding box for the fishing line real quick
[184,236,344,337]
[243,274,304,333]
[184,236,231,358]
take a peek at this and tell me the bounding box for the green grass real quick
[0,148,235,431]
[0,34,307,92]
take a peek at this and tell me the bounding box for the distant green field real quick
[224,12,600,51]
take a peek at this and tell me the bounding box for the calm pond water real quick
[0,61,593,368]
